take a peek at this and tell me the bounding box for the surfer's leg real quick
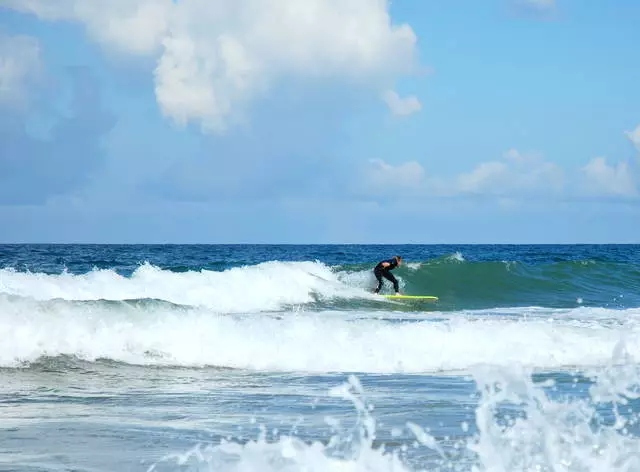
[373,269,383,293]
[383,272,399,293]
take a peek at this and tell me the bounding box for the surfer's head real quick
[394,255,403,265]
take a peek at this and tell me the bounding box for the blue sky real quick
[0,0,639,243]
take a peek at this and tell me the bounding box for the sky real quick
[0,0,639,244]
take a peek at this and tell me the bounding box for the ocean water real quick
[1,244,639,471]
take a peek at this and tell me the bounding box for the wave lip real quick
[0,261,365,313]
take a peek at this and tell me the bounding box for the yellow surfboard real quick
[382,295,439,301]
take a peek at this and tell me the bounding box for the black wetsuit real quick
[373,258,399,294]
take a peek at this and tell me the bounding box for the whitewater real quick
[1,244,639,471]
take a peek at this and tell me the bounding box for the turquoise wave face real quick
[332,255,640,310]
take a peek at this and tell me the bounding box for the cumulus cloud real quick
[363,159,426,196]
[0,33,42,107]
[0,0,169,55]
[357,147,630,203]
[356,150,557,201]
[626,124,640,152]
[2,0,419,132]
[382,89,422,117]
[581,157,637,198]
[360,148,639,203]
[455,149,564,197]
[358,150,566,200]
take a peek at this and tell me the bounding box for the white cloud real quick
[625,124,640,152]
[0,33,42,106]
[360,159,426,197]
[455,149,564,196]
[359,146,640,203]
[2,0,419,132]
[360,149,565,200]
[0,0,170,55]
[581,157,637,198]
[382,89,422,117]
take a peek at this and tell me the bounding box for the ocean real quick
[0,244,639,471]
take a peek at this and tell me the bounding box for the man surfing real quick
[373,255,402,294]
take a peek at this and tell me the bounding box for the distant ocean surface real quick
[1,244,639,471]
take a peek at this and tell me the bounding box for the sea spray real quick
[147,375,413,472]
[147,361,640,472]
[468,354,640,471]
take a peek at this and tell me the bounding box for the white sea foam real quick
[449,252,465,262]
[0,262,373,312]
[1,293,639,373]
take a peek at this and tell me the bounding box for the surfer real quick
[373,256,402,294]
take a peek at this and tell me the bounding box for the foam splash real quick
[449,252,465,263]
[147,355,640,471]
[2,294,640,372]
[468,361,640,471]
[147,376,417,472]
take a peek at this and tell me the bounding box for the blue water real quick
[0,244,639,471]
